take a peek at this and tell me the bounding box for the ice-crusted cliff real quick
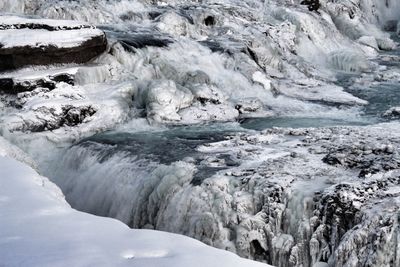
[45,123,400,267]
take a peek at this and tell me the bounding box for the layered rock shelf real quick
[0,15,107,71]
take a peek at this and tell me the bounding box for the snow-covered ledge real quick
[0,139,268,267]
[0,15,107,71]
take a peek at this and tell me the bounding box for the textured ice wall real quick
[46,124,400,266]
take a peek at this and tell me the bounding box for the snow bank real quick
[0,153,269,267]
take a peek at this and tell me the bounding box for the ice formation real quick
[46,123,400,266]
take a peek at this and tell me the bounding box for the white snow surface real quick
[0,28,104,49]
[0,15,104,49]
[0,14,92,28]
[0,146,269,267]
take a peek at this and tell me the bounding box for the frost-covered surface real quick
[0,141,269,267]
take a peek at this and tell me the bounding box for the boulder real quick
[0,68,76,94]
[0,16,107,71]
[383,106,400,119]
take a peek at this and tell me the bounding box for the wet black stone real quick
[300,0,320,12]
[62,105,97,127]
[0,78,13,92]
[148,11,163,20]
[204,16,216,26]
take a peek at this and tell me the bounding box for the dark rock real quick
[204,16,216,26]
[20,105,97,132]
[300,0,320,12]
[62,105,97,127]
[119,35,172,50]
[0,21,91,31]
[0,73,74,94]
[198,40,226,53]
[383,107,400,119]
[322,144,400,177]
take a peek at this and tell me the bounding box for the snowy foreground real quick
[0,139,268,267]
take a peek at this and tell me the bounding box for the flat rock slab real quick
[0,16,107,71]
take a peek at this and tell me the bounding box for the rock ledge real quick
[0,16,107,71]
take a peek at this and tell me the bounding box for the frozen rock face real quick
[0,15,107,71]
[47,123,400,267]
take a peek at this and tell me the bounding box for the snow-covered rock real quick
[0,15,107,71]
[0,66,77,93]
[383,106,400,119]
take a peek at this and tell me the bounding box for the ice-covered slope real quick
[0,140,269,267]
